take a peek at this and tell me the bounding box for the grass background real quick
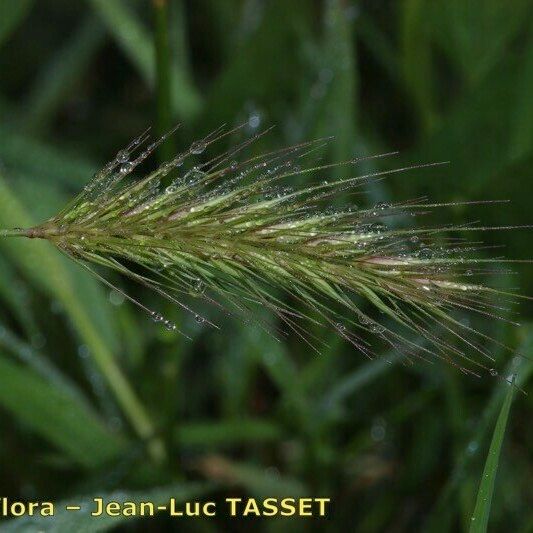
[0,0,532,531]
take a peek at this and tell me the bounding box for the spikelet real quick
[9,124,530,383]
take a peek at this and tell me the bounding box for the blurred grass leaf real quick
[199,0,310,128]
[321,352,400,409]
[0,126,96,188]
[401,0,436,132]
[89,0,154,82]
[176,418,282,449]
[22,16,105,133]
[355,10,399,83]
[0,351,125,468]
[0,323,85,403]
[153,0,175,163]
[0,174,158,451]
[403,49,530,195]
[199,455,306,499]
[428,0,532,86]
[2,483,212,532]
[89,0,201,120]
[307,0,358,174]
[0,0,34,49]
[511,27,533,161]
[0,255,40,338]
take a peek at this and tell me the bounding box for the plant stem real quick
[153,0,175,165]
[0,228,29,238]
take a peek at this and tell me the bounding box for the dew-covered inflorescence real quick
[7,124,530,382]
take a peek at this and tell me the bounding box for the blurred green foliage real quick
[0,0,532,531]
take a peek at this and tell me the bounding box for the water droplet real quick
[418,248,433,259]
[359,315,371,326]
[467,441,478,455]
[184,167,205,185]
[190,140,206,155]
[370,323,385,334]
[194,314,205,324]
[410,235,419,243]
[336,322,346,332]
[151,312,164,323]
[78,344,90,358]
[193,279,205,295]
[109,290,125,306]
[489,368,498,376]
[165,185,177,194]
[465,269,473,276]
[248,113,261,129]
[164,320,177,331]
[374,202,390,210]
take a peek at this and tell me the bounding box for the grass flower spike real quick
[1,125,529,383]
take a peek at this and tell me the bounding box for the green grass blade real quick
[469,376,516,532]
[425,327,533,531]
[0,0,34,49]
[1,483,213,532]
[0,351,125,468]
